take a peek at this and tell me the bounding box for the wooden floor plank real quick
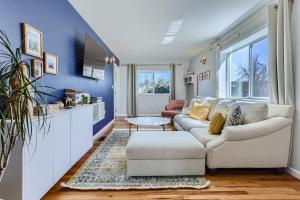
[42,118,300,200]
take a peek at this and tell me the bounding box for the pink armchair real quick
[161,100,186,119]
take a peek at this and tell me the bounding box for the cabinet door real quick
[23,119,54,200]
[70,107,93,165]
[53,113,71,183]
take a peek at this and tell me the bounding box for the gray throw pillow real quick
[237,101,268,124]
[225,104,243,126]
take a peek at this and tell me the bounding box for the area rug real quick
[61,129,210,190]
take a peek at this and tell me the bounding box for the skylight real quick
[161,20,183,44]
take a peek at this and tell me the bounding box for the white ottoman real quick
[126,131,206,176]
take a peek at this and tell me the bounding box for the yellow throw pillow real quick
[209,112,226,135]
[189,103,210,120]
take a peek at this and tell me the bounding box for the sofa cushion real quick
[126,131,206,160]
[213,99,235,116]
[225,104,243,126]
[175,114,209,130]
[189,103,210,120]
[208,112,226,135]
[237,101,268,124]
[190,128,219,146]
[206,97,221,120]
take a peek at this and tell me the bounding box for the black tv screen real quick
[82,34,106,79]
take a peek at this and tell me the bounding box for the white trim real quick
[287,167,300,180]
[93,119,115,142]
[115,114,128,117]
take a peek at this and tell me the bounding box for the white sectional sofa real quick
[174,97,294,173]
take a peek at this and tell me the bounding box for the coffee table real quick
[126,117,171,136]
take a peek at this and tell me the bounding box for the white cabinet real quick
[53,113,71,183]
[71,106,93,165]
[23,120,54,200]
[0,105,95,200]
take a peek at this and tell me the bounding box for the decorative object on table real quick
[21,23,43,58]
[44,52,58,75]
[0,30,50,182]
[198,73,203,81]
[202,70,210,80]
[31,59,43,77]
[65,89,83,105]
[55,100,65,109]
[61,130,210,190]
[91,96,103,103]
[63,97,73,108]
[82,93,91,104]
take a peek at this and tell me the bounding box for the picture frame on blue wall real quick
[31,59,43,78]
[22,23,43,58]
[44,52,58,75]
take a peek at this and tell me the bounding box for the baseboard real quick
[93,119,115,142]
[115,114,128,117]
[287,166,300,179]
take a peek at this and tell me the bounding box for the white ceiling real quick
[69,0,267,62]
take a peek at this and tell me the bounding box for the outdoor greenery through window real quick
[137,71,170,94]
[228,37,269,98]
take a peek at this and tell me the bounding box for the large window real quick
[137,71,170,95]
[227,37,269,98]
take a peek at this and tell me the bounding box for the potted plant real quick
[0,30,51,182]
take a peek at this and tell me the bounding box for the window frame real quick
[225,35,269,100]
[136,70,171,96]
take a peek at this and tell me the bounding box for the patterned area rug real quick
[62,129,210,190]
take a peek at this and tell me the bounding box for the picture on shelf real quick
[22,23,43,58]
[44,52,58,75]
[31,59,43,78]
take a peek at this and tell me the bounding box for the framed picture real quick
[203,70,210,80]
[44,52,58,75]
[31,59,43,78]
[198,73,203,81]
[22,23,43,58]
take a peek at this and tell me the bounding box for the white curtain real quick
[127,64,136,116]
[170,63,176,100]
[212,44,221,97]
[268,0,294,105]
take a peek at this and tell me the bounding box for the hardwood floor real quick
[42,118,300,200]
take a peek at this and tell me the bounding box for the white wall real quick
[290,0,300,176]
[116,61,189,116]
[189,49,217,97]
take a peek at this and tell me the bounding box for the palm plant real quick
[0,30,51,182]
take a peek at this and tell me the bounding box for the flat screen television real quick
[82,34,106,80]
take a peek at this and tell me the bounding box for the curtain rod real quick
[120,63,182,67]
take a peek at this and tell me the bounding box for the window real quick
[226,37,269,98]
[137,71,170,94]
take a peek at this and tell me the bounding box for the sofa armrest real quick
[206,117,292,156]
[222,117,292,141]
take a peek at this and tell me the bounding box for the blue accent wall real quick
[0,0,118,135]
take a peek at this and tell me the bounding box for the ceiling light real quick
[161,19,183,45]
[161,36,175,44]
[167,20,183,35]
